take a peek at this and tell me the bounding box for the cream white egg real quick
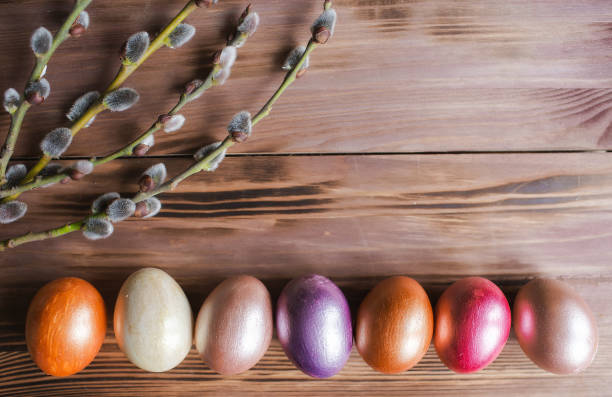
[114,267,193,372]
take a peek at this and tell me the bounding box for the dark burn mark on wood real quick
[163,208,330,219]
[163,182,338,203]
[164,198,334,212]
[337,0,413,34]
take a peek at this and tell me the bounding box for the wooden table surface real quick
[1,0,612,395]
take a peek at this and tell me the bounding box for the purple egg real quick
[276,274,353,378]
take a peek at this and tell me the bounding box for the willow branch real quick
[0,0,336,250]
[0,41,317,251]
[0,27,255,200]
[134,40,318,202]
[13,0,202,193]
[0,0,93,184]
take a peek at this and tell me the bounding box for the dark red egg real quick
[434,277,511,373]
[26,277,106,376]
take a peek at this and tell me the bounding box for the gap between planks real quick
[6,149,612,162]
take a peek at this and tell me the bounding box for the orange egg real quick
[356,276,433,374]
[26,277,106,376]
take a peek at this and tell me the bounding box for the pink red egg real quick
[276,274,352,378]
[434,277,511,373]
[26,277,106,377]
[513,278,598,374]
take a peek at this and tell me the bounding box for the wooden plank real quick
[2,152,612,308]
[2,1,612,156]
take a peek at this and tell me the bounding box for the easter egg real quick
[434,277,511,373]
[114,268,192,372]
[276,274,352,378]
[513,278,598,374]
[26,277,106,376]
[356,276,433,373]
[194,275,273,375]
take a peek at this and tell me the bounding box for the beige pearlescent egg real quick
[114,268,193,372]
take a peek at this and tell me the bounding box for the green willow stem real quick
[14,0,201,193]
[104,1,199,94]
[252,39,318,124]
[134,40,319,202]
[0,0,93,185]
[0,29,259,199]
[93,66,218,167]
[0,35,319,251]
[0,69,218,200]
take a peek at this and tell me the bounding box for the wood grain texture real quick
[3,154,612,280]
[1,0,612,395]
[2,1,612,155]
[1,154,612,395]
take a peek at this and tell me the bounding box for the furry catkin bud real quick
[3,88,20,114]
[163,114,185,133]
[237,11,260,41]
[31,27,52,56]
[167,24,196,48]
[69,160,94,180]
[227,111,252,142]
[82,217,114,240]
[25,79,50,105]
[134,197,162,218]
[142,134,155,147]
[158,114,172,124]
[133,143,150,156]
[195,0,218,7]
[103,87,139,112]
[133,135,154,157]
[78,10,90,27]
[282,46,309,76]
[138,175,154,192]
[219,46,237,70]
[66,91,100,122]
[0,201,27,224]
[91,192,120,213]
[73,160,94,175]
[70,11,90,36]
[140,163,166,191]
[40,127,72,157]
[194,141,226,171]
[106,198,136,222]
[311,8,337,44]
[5,164,26,187]
[212,67,231,86]
[124,32,149,64]
[184,79,204,97]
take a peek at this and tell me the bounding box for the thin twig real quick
[0,25,255,199]
[0,0,93,184]
[10,0,202,197]
[0,39,319,250]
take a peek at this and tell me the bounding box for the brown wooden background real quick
[1,0,612,395]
